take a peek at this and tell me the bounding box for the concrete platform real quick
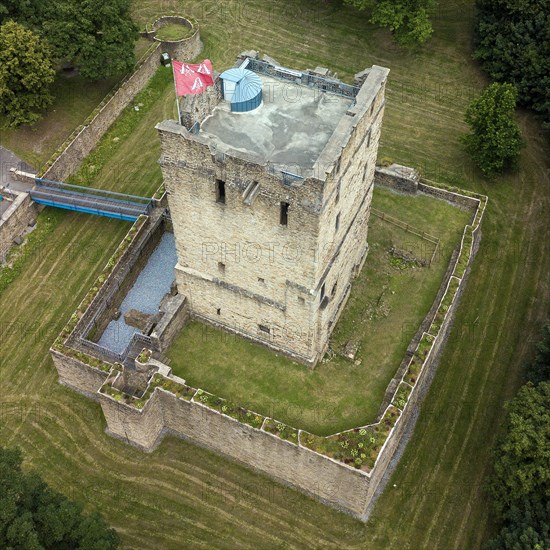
[200,74,353,172]
[0,146,35,193]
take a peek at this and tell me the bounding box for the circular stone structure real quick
[151,15,202,61]
[220,68,263,113]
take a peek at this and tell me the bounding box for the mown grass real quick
[0,0,548,548]
[155,22,195,41]
[167,186,470,434]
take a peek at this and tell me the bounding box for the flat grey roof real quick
[200,74,353,173]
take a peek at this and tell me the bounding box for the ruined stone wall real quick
[157,65,389,364]
[51,349,109,400]
[158,121,323,362]
[0,191,39,262]
[179,78,222,129]
[100,388,372,517]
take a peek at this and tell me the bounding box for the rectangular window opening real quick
[259,324,270,334]
[258,277,265,284]
[280,202,289,226]
[298,296,305,305]
[218,262,225,274]
[216,179,226,204]
[216,308,221,315]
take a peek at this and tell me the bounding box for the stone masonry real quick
[157,54,390,365]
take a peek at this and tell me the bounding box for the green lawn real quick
[155,22,195,41]
[167,186,471,435]
[0,0,548,548]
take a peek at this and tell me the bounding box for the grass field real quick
[0,0,548,548]
[155,22,195,40]
[167,186,471,435]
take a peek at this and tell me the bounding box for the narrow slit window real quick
[216,179,226,204]
[320,283,326,301]
[335,212,340,232]
[280,202,289,226]
[367,128,372,148]
[331,282,338,297]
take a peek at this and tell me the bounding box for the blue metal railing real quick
[31,178,153,221]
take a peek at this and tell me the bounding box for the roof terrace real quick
[200,72,355,174]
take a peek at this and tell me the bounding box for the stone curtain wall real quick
[99,387,373,517]
[0,191,39,262]
[52,174,486,519]
[40,44,162,183]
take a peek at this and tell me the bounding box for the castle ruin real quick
[156,53,389,365]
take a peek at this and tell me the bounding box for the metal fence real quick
[246,58,360,99]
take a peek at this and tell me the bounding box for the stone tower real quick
[157,53,389,365]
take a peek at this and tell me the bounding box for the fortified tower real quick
[157,53,389,365]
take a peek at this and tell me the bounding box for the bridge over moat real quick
[31,178,153,222]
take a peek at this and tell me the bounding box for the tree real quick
[41,0,138,80]
[474,0,550,126]
[0,20,55,127]
[462,82,522,176]
[524,323,550,385]
[0,447,119,548]
[486,500,550,550]
[486,382,550,549]
[344,0,435,46]
[488,382,550,516]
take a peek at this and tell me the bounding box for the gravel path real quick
[99,232,177,353]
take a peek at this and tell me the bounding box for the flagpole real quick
[172,60,182,125]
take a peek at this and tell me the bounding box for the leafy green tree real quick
[462,82,522,176]
[488,382,550,516]
[524,323,550,385]
[0,20,55,127]
[486,500,550,549]
[344,0,435,45]
[0,447,119,549]
[41,0,138,80]
[474,0,550,125]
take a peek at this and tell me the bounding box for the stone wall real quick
[51,348,109,401]
[0,190,39,262]
[51,171,487,520]
[99,386,372,517]
[374,164,419,193]
[151,16,203,61]
[39,43,162,183]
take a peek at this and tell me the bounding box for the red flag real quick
[172,60,214,96]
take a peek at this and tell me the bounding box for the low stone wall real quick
[0,190,39,262]
[40,44,161,182]
[99,386,372,516]
[375,164,419,193]
[151,16,203,61]
[51,348,109,401]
